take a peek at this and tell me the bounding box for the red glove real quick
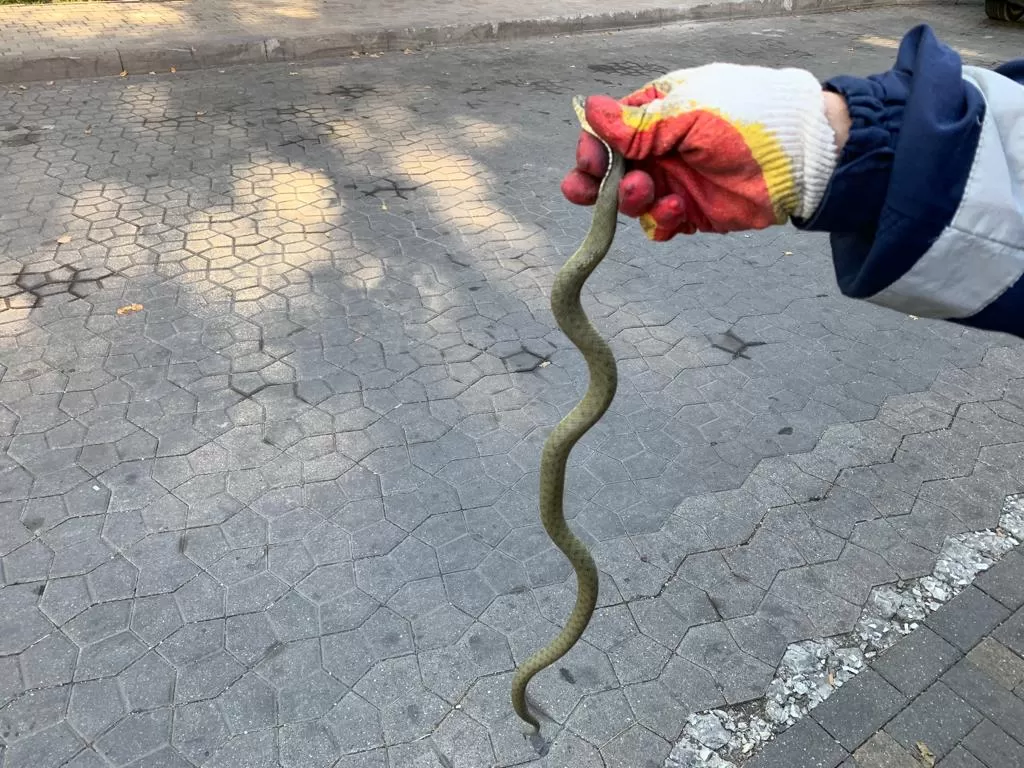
[562,64,838,240]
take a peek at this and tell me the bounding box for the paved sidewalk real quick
[0,0,946,82]
[0,6,1022,768]
[749,548,1024,768]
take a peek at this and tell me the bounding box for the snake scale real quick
[510,98,626,732]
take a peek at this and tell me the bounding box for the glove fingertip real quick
[618,170,656,218]
[575,132,609,178]
[561,169,600,206]
[645,193,691,240]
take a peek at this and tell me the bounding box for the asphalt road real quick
[0,5,1022,768]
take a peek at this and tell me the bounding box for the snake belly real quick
[510,131,625,731]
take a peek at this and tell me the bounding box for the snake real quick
[510,97,626,732]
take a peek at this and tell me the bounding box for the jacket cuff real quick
[794,70,908,232]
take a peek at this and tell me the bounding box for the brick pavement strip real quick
[0,6,1023,768]
[748,549,1024,767]
[0,0,956,83]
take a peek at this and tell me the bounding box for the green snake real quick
[510,97,626,732]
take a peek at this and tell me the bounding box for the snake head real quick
[572,95,595,138]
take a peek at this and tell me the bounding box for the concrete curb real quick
[0,0,944,83]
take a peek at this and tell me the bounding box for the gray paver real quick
[961,720,1024,768]
[279,720,336,768]
[965,638,1024,691]
[95,710,174,766]
[119,652,176,710]
[603,724,671,768]
[0,7,1022,768]
[63,750,110,768]
[812,669,907,750]
[217,673,276,734]
[994,608,1024,657]
[939,747,988,768]
[747,718,848,768]
[885,683,983,761]
[850,732,921,768]
[0,686,68,742]
[974,550,1024,610]
[67,679,125,740]
[873,626,962,697]
[677,623,774,705]
[941,659,1024,746]
[3,722,83,768]
[17,631,76,689]
[927,587,1011,653]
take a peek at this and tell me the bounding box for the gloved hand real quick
[561,64,840,240]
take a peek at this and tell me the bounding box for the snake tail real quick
[511,145,626,731]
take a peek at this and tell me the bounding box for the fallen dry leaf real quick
[195,111,206,117]
[403,48,413,54]
[116,303,144,316]
[119,70,128,78]
[915,742,935,767]
[170,66,177,73]
[56,234,72,245]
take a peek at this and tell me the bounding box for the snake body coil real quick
[510,116,625,731]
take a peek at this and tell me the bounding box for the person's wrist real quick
[823,90,851,154]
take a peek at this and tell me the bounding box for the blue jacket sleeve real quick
[796,25,1024,339]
